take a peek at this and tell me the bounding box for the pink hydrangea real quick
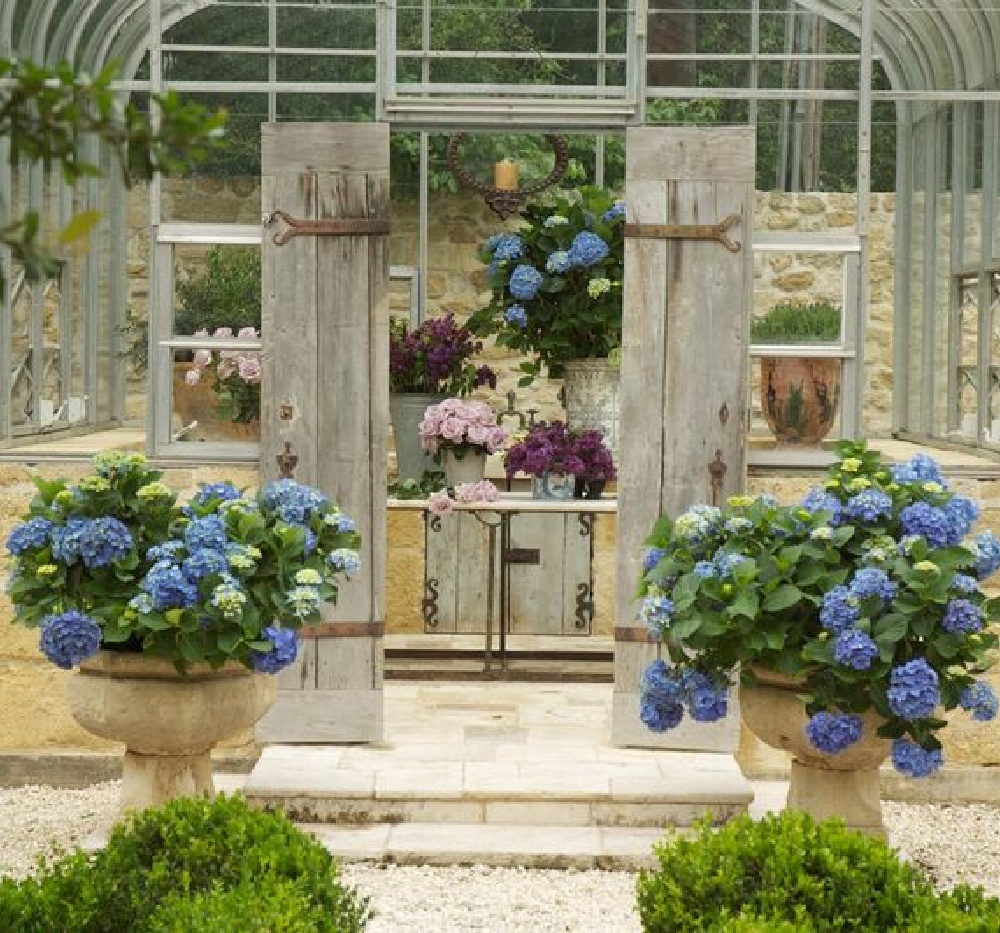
[428,490,454,516]
[419,398,507,455]
[454,480,500,503]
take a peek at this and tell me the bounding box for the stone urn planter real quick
[562,358,620,456]
[740,669,891,835]
[443,448,487,487]
[759,357,841,445]
[66,651,276,815]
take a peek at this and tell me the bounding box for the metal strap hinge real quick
[624,212,742,253]
[267,210,390,246]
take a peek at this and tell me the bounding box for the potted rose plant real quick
[390,313,496,481]
[5,450,360,815]
[467,187,624,450]
[636,441,1000,834]
[418,398,507,487]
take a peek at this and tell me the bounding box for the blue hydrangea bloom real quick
[640,594,674,634]
[643,547,668,573]
[39,611,101,669]
[693,561,716,579]
[891,738,943,777]
[642,660,684,705]
[503,305,528,328]
[7,517,55,555]
[900,502,953,548]
[142,560,199,610]
[325,512,356,534]
[887,658,940,720]
[484,234,503,253]
[184,514,228,552]
[942,598,984,634]
[147,540,186,563]
[129,593,154,614]
[805,711,863,753]
[601,200,626,222]
[687,683,729,723]
[820,585,860,634]
[970,531,1000,579]
[51,516,133,570]
[944,496,979,542]
[182,548,229,582]
[545,251,571,274]
[261,479,330,525]
[192,482,242,507]
[251,625,299,674]
[286,585,321,618]
[714,552,749,578]
[833,629,878,670]
[640,697,684,732]
[508,264,544,300]
[844,488,893,523]
[959,681,999,722]
[327,548,361,574]
[891,453,945,486]
[951,573,979,595]
[802,488,844,525]
[849,567,898,601]
[491,234,524,262]
[567,231,610,268]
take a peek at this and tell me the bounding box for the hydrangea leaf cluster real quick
[5,452,362,675]
[503,420,615,482]
[635,440,1000,779]
[466,186,625,378]
[389,312,496,396]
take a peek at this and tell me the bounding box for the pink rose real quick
[455,480,500,503]
[466,423,489,446]
[441,416,466,443]
[428,490,454,515]
[237,356,262,383]
[193,349,212,369]
[184,368,202,386]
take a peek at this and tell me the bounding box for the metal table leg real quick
[475,510,503,674]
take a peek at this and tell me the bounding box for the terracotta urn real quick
[66,651,275,815]
[759,357,841,445]
[740,668,890,835]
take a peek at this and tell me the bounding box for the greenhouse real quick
[0,0,996,461]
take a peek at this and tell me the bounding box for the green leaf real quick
[57,209,102,246]
[730,590,759,620]
[873,614,908,646]
[763,585,802,612]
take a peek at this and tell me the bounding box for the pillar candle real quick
[494,159,518,191]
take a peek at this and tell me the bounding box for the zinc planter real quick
[740,669,891,836]
[443,448,487,487]
[759,357,841,446]
[390,392,446,481]
[66,651,276,816]
[531,472,575,500]
[562,358,620,456]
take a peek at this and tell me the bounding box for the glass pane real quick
[277,5,377,50]
[752,253,846,346]
[171,348,261,445]
[172,244,261,338]
[164,4,269,46]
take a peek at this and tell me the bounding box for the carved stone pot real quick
[66,651,275,816]
[759,357,841,445]
[562,358,620,457]
[740,669,890,835]
[443,448,487,487]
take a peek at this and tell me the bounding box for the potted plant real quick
[569,428,616,499]
[390,313,496,481]
[418,398,507,487]
[751,299,842,445]
[5,450,360,815]
[504,420,616,500]
[467,187,625,450]
[636,441,1000,834]
[182,326,261,439]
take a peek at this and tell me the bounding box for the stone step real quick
[244,746,753,829]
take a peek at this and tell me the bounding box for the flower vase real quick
[66,651,275,817]
[532,472,576,500]
[390,392,446,481]
[443,448,487,487]
[740,669,890,836]
[574,477,606,500]
[759,357,841,446]
[562,358,620,457]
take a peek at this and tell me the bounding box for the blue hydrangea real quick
[251,625,299,674]
[508,264,544,300]
[640,697,683,732]
[491,234,524,262]
[944,496,979,542]
[640,594,674,634]
[959,681,999,722]
[129,593,154,614]
[147,540,186,563]
[7,517,54,555]
[844,488,893,523]
[805,711,863,753]
[674,505,722,542]
[182,548,229,582]
[714,552,750,578]
[833,629,878,670]
[801,488,843,525]
[686,681,729,722]
[849,567,898,602]
[820,585,860,634]
[286,585,321,618]
[723,517,754,535]
[142,560,199,610]
[39,611,102,669]
[642,660,684,705]
[567,231,610,268]
[900,502,953,548]
[887,658,940,720]
[261,479,330,525]
[484,233,503,252]
[643,547,668,573]
[942,598,984,634]
[693,561,716,579]
[601,200,626,222]
[891,453,945,486]
[970,531,1000,579]
[324,512,356,534]
[192,482,243,507]
[327,548,361,574]
[545,251,571,274]
[891,738,943,777]
[503,304,528,328]
[211,581,247,620]
[51,516,133,569]
[951,573,979,595]
[184,515,228,552]
[486,258,502,280]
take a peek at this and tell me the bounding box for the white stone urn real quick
[67,651,276,815]
[443,447,487,487]
[740,668,891,835]
[562,358,620,457]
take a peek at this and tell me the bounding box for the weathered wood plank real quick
[627,127,756,183]
[455,515,494,635]
[507,514,565,636]
[426,513,460,634]
[261,123,390,175]
[562,514,593,636]
[316,636,376,690]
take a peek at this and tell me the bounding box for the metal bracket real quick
[708,449,728,506]
[575,583,594,630]
[625,213,742,253]
[422,577,440,629]
[267,210,390,246]
[505,547,541,565]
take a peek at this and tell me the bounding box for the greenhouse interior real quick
[0,0,996,465]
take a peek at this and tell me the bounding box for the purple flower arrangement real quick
[390,312,496,396]
[504,420,615,481]
[637,440,1000,779]
[418,398,507,457]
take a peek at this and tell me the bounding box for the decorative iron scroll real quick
[266,210,390,246]
[624,213,742,253]
[445,134,570,220]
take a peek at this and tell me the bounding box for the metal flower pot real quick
[390,392,446,481]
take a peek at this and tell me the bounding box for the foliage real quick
[636,809,1000,932]
[418,398,507,458]
[0,794,370,932]
[390,313,495,396]
[505,420,616,481]
[388,471,447,500]
[467,187,625,378]
[174,247,261,336]
[5,451,360,672]
[0,57,224,299]
[185,327,262,424]
[637,441,1000,776]
[751,300,843,345]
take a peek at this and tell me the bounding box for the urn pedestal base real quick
[121,750,215,812]
[786,760,883,837]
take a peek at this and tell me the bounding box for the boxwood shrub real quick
[0,794,370,932]
[637,810,1000,932]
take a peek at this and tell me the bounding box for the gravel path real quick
[2,783,1000,931]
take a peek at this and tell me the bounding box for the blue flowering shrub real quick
[5,451,361,673]
[637,440,1000,778]
[466,187,625,381]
